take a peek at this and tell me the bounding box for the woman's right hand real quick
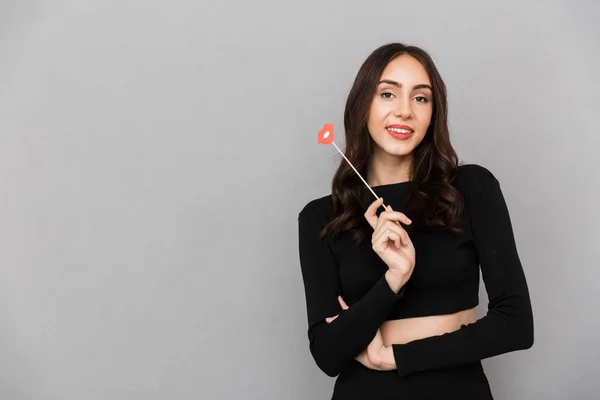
[364,197,416,284]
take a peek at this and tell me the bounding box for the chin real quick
[388,148,414,157]
[380,142,415,157]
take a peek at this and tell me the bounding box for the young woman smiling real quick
[298,43,533,399]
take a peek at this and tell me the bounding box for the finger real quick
[373,220,408,247]
[388,205,412,228]
[376,208,412,228]
[385,215,410,238]
[354,351,369,367]
[372,225,391,247]
[326,315,339,324]
[375,327,384,342]
[356,351,377,370]
[364,197,385,229]
[338,296,349,310]
[388,218,408,247]
[374,205,392,231]
[374,213,402,237]
[373,228,401,251]
[382,220,410,247]
[373,219,404,240]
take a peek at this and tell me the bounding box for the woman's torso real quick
[328,175,482,323]
[318,165,495,398]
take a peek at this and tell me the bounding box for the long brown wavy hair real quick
[321,43,464,244]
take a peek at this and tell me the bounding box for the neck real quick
[368,149,413,187]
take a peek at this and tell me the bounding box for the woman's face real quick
[367,55,433,158]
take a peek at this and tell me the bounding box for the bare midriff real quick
[380,307,477,346]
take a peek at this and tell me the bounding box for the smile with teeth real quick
[387,128,413,133]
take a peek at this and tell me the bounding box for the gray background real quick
[0,1,598,399]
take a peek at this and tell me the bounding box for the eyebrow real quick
[378,80,432,91]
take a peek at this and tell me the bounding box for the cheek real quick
[416,107,433,127]
[367,101,384,126]
[369,100,392,121]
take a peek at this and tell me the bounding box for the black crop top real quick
[297,164,533,377]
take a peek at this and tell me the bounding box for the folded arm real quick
[389,170,534,376]
[298,210,403,377]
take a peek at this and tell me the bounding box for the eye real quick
[414,96,429,103]
[381,92,395,99]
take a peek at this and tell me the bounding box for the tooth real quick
[389,128,412,133]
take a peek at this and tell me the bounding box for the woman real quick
[297,43,534,399]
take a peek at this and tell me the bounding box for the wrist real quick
[384,270,405,294]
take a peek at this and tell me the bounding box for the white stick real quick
[331,141,390,211]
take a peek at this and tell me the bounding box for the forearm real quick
[308,273,404,377]
[364,288,533,375]
[390,301,533,376]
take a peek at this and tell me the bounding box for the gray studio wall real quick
[0,1,598,399]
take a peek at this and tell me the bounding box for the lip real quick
[386,124,414,131]
[386,124,414,140]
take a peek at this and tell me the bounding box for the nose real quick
[394,97,412,119]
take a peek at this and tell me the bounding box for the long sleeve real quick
[391,169,534,376]
[298,207,403,377]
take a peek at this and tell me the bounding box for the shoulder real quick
[456,163,500,197]
[298,193,333,224]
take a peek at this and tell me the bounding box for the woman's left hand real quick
[326,296,397,371]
